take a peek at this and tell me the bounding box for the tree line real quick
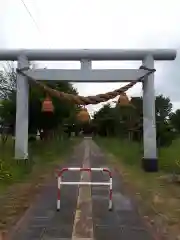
[0,65,79,140]
[92,96,178,147]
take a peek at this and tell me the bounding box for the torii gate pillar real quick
[142,55,157,171]
[15,54,29,160]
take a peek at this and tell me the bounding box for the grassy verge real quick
[0,137,80,231]
[95,137,180,239]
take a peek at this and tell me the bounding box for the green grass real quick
[0,137,80,189]
[0,136,81,231]
[95,137,180,238]
[95,137,180,173]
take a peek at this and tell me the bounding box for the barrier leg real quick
[57,176,61,211]
[109,177,113,211]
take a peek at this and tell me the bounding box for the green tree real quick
[170,109,180,133]
[93,104,116,136]
[0,66,79,138]
[92,95,175,147]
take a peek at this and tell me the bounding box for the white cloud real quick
[0,0,180,114]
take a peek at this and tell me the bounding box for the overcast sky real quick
[0,0,180,115]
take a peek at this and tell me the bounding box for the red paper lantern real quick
[41,96,54,112]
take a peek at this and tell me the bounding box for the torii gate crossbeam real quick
[0,49,176,172]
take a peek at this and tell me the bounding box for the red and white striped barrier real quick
[56,167,112,211]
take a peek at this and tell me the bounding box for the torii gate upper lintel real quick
[0,49,176,172]
[0,48,176,61]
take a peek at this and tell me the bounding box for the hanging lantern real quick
[117,92,130,106]
[77,106,90,122]
[41,95,54,112]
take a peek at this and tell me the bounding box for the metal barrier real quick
[56,167,112,211]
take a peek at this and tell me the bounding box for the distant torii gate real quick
[0,49,176,172]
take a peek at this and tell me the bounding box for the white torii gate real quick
[0,49,176,172]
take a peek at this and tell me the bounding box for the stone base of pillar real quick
[142,158,158,172]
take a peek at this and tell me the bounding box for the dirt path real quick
[2,139,156,239]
